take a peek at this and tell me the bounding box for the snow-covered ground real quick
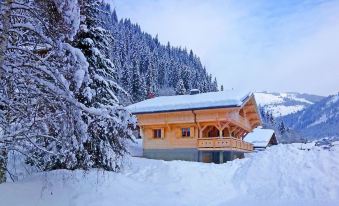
[127,138,143,157]
[1,142,339,206]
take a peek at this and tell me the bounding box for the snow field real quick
[0,143,339,206]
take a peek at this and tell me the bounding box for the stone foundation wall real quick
[143,148,245,164]
[143,148,199,162]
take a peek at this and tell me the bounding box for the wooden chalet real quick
[126,90,262,163]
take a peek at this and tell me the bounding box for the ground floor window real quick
[182,128,191,137]
[153,129,162,138]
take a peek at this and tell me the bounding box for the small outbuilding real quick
[244,128,278,150]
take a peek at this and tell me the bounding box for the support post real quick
[219,151,224,164]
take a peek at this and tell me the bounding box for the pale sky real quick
[108,0,339,96]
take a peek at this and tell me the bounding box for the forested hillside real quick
[282,93,339,139]
[99,5,218,104]
[254,92,324,143]
[258,91,339,142]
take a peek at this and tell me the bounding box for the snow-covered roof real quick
[244,128,275,148]
[126,90,252,114]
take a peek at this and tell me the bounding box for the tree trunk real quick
[0,0,12,73]
[0,149,7,183]
[0,0,13,184]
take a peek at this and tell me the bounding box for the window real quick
[182,128,191,137]
[153,129,162,138]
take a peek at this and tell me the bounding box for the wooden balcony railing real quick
[197,137,253,151]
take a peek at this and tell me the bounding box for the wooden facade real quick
[134,95,261,162]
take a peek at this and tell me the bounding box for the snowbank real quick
[1,143,339,206]
[128,138,143,157]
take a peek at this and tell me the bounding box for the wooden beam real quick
[233,128,241,137]
[239,130,247,138]
[199,124,209,138]
[234,129,242,138]
[165,123,171,131]
[220,122,229,131]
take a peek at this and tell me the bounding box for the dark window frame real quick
[153,129,162,138]
[181,128,191,137]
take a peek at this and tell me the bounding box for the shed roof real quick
[244,128,275,148]
[126,90,252,114]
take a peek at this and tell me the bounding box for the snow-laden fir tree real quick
[278,121,287,135]
[145,57,158,97]
[176,79,186,95]
[131,60,147,102]
[120,61,133,95]
[0,0,88,172]
[71,0,135,171]
[0,0,135,174]
[212,77,218,92]
[181,67,191,91]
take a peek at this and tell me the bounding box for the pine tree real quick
[278,121,287,135]
[0,0,135,173]
[71,0,135,171]
[176,79,186,95]
[131,61,147,102]
[220,85,224,91]
[269,112,275,125]
[0,0,91,171]
[212,77,218,91]
[145,58,158,96]
[112,9,118,24]
[121,61,133,95]
[181,67,191,91]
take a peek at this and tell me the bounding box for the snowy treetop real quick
[126,90,252,114]
[244,128,275,147]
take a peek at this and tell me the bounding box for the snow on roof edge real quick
[130,104,240,115]
[127,90,254,114]
[244,128,275,147]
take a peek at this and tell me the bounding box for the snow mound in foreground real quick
[0,143,339,206]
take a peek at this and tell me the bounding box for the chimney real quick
[190,89,200,95]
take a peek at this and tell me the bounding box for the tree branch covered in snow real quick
[0,0,135,177]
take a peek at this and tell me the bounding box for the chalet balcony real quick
[197,137,253,152]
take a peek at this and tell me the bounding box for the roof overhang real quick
[130,92,253,115]
[131,104,241,115]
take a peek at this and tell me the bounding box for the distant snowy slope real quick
[283,93,339,139]
[1,143,339,206]
[255,92,324,117]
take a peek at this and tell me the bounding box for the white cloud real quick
[109,0,339,96]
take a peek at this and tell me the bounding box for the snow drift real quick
[0,143,338,206]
